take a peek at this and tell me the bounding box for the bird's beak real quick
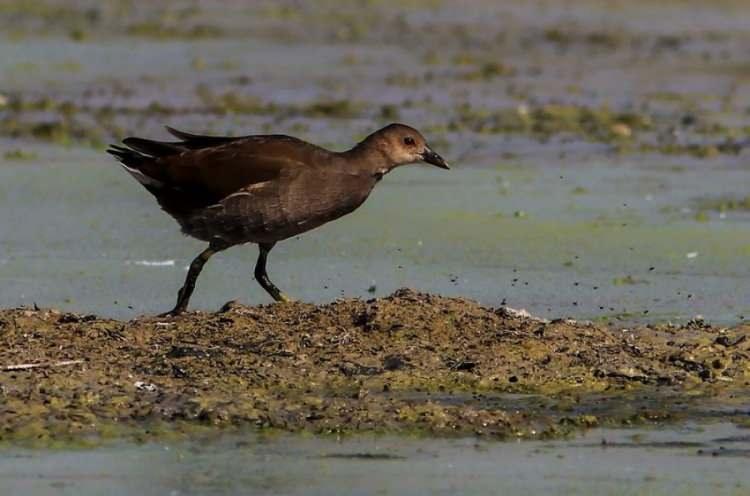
[421,147,450,169]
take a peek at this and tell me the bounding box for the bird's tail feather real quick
[106,145,163,188]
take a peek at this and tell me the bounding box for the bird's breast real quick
[281,171,376,227]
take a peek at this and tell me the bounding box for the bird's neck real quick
[340,142,394,177]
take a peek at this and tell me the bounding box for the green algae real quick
[690,195,750,223]
[0,87,741,160]
[3,149,37,161]
[458,61,514,81]
[696,195,750,213]
[448,103,652,143]
[125,22,224,40]
[543,28,625,49]
[0,92,364,148]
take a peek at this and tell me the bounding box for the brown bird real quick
[107,123,449,315]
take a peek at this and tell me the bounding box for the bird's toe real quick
[277,293,295,303]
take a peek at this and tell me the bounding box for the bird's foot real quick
[157,307,185,318]
[273,292,294,303]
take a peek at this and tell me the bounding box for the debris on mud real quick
[1,289,748,445]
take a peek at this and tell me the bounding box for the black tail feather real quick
[122,137,184,157]
[106,144,146,167]
[165,126,243,148]
[108,126,245,167]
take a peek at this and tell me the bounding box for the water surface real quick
[1,145,747,323]
[1,423,749,495]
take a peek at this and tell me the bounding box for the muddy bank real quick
[1,289,748,445]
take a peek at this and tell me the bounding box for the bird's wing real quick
[110,130,326,206]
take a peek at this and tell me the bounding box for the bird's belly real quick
[271,187,372,240]
[178,184,372,245]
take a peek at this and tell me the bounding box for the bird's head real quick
[365,123,449,170]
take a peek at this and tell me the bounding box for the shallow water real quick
[1,0,749,323]
[1,423,749,495]
[0,144,747,323]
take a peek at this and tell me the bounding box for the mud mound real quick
[1,289,748,444]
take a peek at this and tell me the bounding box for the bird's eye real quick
[403,136,415,146]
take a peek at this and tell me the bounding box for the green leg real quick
[254,242,292,302]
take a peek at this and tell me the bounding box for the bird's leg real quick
[160,242,224,316]
[254,242,292,302]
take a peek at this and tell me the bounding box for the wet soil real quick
[1,289,748,445]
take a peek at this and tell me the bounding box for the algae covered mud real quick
[1,0,750,443]
[1,290,749,444]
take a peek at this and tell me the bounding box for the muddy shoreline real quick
[1,289,748,446]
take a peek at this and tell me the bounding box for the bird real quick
[107,123,449,316]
